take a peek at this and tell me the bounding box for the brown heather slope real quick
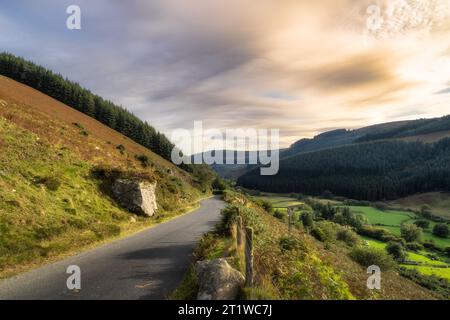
[0,75,178,172]
[0,75,213,277]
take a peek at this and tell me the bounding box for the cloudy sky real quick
[1,0,450,151]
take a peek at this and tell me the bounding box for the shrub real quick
[358,225,397,242]
[420,205,433,219]
[212,177,227,191]
[216,206,239,235]
[273,210,286,221]
[374,202,388,211]
[311,227,327,242]
[433,223,450,238]
[260,200,273,213]
[333,208,366,230]
[336,229,360,247]
[405,242,424,252]
[72,122,84,130]
[343,199,371,206]
[135,154,150,167]
[34,175,61,191]
[414,220,430,229]
[349,247,395,271]
[116,144,125,154]
[300,212,314,228]
[347,213,367,230]
[319,221,340,239]
[423,241,441,252]
[400,224,422,242]
[445,247,450,257]
[386,241,406,262]
[279,236,301,251]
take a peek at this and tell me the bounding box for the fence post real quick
[236,215,243,249]
[245,227,254,287]
[288,207,292,234]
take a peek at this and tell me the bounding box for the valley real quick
[1,53,449,300]
[175,190,442,300]
[247,192,450,292]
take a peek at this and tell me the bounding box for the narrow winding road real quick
[0,196,225,300]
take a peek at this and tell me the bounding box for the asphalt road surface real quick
[0,196,225,300]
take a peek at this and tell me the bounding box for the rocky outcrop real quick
[112,179,157,216]
[195,258,245,300]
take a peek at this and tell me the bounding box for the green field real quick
[362,237,450,280]
[255,194,450,282]
[253,194,303,209]
[403,265,450,279]
[349,206,450,249]
[349,206,415,226]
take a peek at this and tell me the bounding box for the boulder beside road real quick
[195,258,245,300]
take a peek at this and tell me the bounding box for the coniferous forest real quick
[237,138,450,201]
[0,52,175,161]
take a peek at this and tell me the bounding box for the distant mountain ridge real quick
[211,116,450,179]
[284,116,450,157]
[238,138,450,200]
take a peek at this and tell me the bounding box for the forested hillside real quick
[209,117,450,179]
[237,139,450,201]
[0,52,175,161]
[356,116,450,143]
[285,116,450,158]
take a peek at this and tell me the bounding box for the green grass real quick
[407,252,447,267]
[403,265,450,280]
[371,225,450,248]
[362,237,450,280]
[421,232,450,248]
[253,195,303,208]
[0,116,207,278]
[350,206,450,248]
[170,233,231,300]
[348,206,415,226]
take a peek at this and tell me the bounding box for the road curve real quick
[0,196,226,300]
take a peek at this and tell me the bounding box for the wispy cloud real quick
[1,0,450,149]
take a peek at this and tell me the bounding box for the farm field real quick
[253,193,303,209]
[348,206,450,249]
[348,206,415,225]
[362,237,448,267]
[403,265,450,280]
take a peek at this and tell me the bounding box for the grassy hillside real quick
[174,191,439,300]
[252,193,449,297]
[0,76,214,278]
[387,192,450,219]
[356,116,450,143]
